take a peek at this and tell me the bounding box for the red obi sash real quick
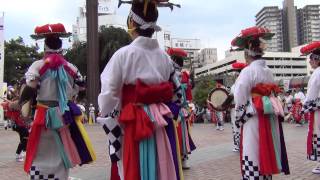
[251,83,281,96]
[251,83,281,175]
[118,79,173,180]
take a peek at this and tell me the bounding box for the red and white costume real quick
[232,27,290,179]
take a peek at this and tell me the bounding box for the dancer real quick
[24,23,95,179]
[232,26,290,179]
[300,41,320,174]
[167,47,196,170]
[98,1,181,180]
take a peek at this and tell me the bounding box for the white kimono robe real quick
[302,66,320,161]
[98,36,174,179]
[234,59,275,180]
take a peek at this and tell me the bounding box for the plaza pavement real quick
[0,122,319,180]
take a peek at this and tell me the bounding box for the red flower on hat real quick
[231,26,274,48]
[31,23,71,40]
[232,61,247,70]
[300,41,320,55]
[167,48,188,58]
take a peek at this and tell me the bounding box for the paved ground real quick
[0,122,319,180]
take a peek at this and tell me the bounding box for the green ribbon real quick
[262,96,274,115]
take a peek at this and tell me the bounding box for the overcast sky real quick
[0,0,319,59]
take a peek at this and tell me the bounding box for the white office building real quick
[195,50,307,81]
[194,48,218,68]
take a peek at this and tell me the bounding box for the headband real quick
[128,10,161,32]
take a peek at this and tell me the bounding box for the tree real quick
[65,26,131,76]
[4,37,42,85]
[193,76,216,107]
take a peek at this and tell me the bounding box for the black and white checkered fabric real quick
[235,101,254,128]
[102,117,122,162]
[242,156,272,180]
[308,134,320,161]
[233,131,240,148]
[301,98,320,114]
[30,166,58,180]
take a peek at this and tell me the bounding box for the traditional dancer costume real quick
[98,1,183,180]
[230,62,247,152]
[24,23,96,180]
[300,41,320,174]
[167,48,196,170]
[232,26,290,179]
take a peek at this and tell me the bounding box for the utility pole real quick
[86,0,99,109]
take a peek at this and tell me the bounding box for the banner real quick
[0,15,4,123]
[0,14,4,83]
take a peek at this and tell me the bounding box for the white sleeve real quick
[305,72,320,104]
[25,60,43,85]
[98,51,123,118]
[234,69,253,108]
[234,69,254,127]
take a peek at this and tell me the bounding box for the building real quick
[282,0,299,51]
[256,6,284,52]
[200,48,218,65]
[72,0,126,42]
[297,5,320,45]
[255,0,320,52]
[195,50,307,82]
[193,48,218,68]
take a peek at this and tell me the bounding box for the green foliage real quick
[4,37,42,85]
[65,26,131,76]
[193,77,216,107]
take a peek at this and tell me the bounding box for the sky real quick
[0,0,319,59]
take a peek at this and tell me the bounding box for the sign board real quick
[83,0,116,15]
[171,38,201,50]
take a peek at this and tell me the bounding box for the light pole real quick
[86,0,99,110]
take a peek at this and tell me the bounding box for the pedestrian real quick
[23,23,95,179]
[230,62,247,152]
[232,26,290,179]
[300,41,320,174]
[88,103,96,124]
[283,90,294,122]
[98,1,181,180]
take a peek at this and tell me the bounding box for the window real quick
[164,34,170,40]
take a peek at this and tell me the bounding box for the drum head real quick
[208,88,230,111]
